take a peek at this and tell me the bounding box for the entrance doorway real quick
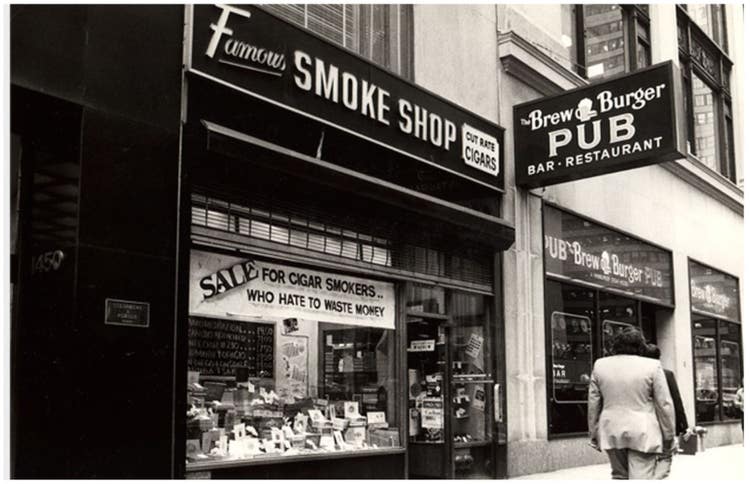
[405,286,500,478]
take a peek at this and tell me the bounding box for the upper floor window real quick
[262,4,413,79]
[685,4,727,52]
[505,4,650,80]
[579,4,650,80]
[678,5,735,182]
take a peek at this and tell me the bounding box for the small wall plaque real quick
[105,298,150,328]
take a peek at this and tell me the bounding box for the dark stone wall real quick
[11,5,184,478]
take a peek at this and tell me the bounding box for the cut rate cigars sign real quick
[190,250,395,329]
[190,4,503,189]
[514,62,686,188]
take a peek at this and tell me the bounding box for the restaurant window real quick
[186,250,401,466]
[579,4,650,80]
[544,204,674,436]
[261,4,413,79]
[678,5,736,182]
[689,260,742,424]
[547,281,658,435]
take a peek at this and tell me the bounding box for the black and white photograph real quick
[4,1,746,480]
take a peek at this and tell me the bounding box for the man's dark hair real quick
[612,327,646,356]
[643,343,661,360]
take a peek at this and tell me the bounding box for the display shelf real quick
[328,370,379,374]
[186,447,406,471]
[454,439,492,449]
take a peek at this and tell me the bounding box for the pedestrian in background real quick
[588,328,676,479]
[644,343,687,479]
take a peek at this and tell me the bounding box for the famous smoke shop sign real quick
[190,4,503,189]
[190,250,396,329]
[544,205,674,306]
[514,62,686,188]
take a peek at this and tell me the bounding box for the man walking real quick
[644,343,687,479]
[588,328,676,479]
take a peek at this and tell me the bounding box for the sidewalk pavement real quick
[513,444,745,480]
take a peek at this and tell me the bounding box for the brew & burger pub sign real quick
[514,62,686,188]
[190,4,503,190]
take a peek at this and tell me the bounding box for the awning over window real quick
[200,120,515,252]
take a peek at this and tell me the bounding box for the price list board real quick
[188,316,275,378]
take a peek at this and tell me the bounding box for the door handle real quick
[494,383,502,423]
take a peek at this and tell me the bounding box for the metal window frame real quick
[576,4,650,79]
[690,317,743,424]
[677,5,735,182]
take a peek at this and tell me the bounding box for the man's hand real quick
[588,438,601,452]
[663,439,677,455]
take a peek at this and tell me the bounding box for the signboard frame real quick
[187,4,505,192]
[104,298,151,328]
[514,61,687,188]
[189,249,397,329]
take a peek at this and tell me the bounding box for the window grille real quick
[190,188,493,289]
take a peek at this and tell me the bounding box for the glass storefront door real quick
[406,285,496,478]
[449,292,494,478]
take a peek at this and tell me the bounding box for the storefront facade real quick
[497,3,744,476]
[11,4,515,479]
[10,3,744,480]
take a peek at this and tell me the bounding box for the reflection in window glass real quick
[686,4,727,51]
[407,316,446,444]
[583,4,626,79]
[691,74,720,171]
[546,280,595,434]
[694,319,719,423]
[636,21,650,69]
[551,312,592,403]
[720,322,742,420]
[451,292,490,446]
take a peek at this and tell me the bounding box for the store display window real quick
[544,204,674,435]
[186,250,400,466]
[689,259,742,424]
[405,285,498,478]
[546,282,663,435]
[546,281,595,434]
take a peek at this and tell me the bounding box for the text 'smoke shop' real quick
[514,62,687,188]
[191,4,504,190]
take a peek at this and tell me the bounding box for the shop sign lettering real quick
[691,282,731,313]
[543,205,673,306]
[191,5,504,189]
[190,250,395,329]
[514,62,686,188]
[544,235,664,288]
[689,260,740,321]
[462,124,499,176]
